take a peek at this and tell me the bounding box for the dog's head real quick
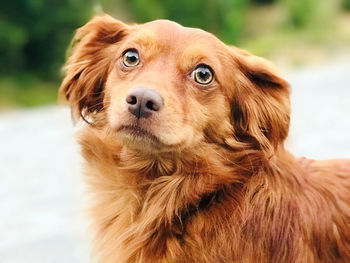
[60,15,290,154]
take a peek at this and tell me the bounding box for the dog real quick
[59,15,350,263]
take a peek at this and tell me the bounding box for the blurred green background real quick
[1,0,349,109]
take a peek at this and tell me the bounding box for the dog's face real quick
[106,20,236,152]
[60,15,290,154]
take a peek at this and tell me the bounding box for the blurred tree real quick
[0,0,92,79]
[124,0,247,44]
[343,0,350,9]
[280,0,341,28]
[250,0,276,4]
[279,0,316,27]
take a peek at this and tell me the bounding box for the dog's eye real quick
[191,65,214,85]
[123,49,139,67]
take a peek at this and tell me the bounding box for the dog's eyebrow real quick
[124,30,159,51]
[179,44,219,69]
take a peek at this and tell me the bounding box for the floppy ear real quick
[230,47,291,153]
[59,15,128,123]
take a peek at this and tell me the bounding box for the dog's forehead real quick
[142,19,184,32]
[132,20,224,50]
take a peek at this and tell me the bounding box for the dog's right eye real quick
[123,49,140,67]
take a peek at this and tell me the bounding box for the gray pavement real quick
[0,62,349,262]
[288,61,350,158]
[0,107,90,263]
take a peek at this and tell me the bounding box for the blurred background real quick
[1,0,349,262]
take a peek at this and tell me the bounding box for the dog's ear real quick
[229,47,291,153]
[59,15,128,123]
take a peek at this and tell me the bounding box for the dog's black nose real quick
[126,87,164,119]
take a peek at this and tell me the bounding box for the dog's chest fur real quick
[79,129,350,263]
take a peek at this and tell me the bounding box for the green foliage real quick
[0,74,58,108]
[279,0,315,27]
[343,0,350,9]
[279,0,340,28]
[251,0,276,4]
[126,0,247,44]
[0,0,92,79]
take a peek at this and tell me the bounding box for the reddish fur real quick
[59,15,350,263]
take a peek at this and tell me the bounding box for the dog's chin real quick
[115,125,177,153]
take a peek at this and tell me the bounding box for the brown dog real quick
[59,15,350,263]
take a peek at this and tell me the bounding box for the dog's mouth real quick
[115,122,188,152]
[118,125,157,139]
[117,125,163,148]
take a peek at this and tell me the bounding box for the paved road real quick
[0,107,89,263]
[288,62,350,158]
[0,62,349,263]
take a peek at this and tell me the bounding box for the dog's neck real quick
[78,126,287,181]
[78,126,297,261]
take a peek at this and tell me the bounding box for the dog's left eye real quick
[123,49,140,67]
[191,65,214,85]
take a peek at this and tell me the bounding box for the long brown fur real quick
[59,15,350,263]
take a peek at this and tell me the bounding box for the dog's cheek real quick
[203,92,233,143]
[105,78,132,129]
[155,96,196,146]
[181,97,212,146]
[156,94,205,147]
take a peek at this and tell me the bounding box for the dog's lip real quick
[117,125,161,143]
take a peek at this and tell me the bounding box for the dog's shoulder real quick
[296,157,350,177]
